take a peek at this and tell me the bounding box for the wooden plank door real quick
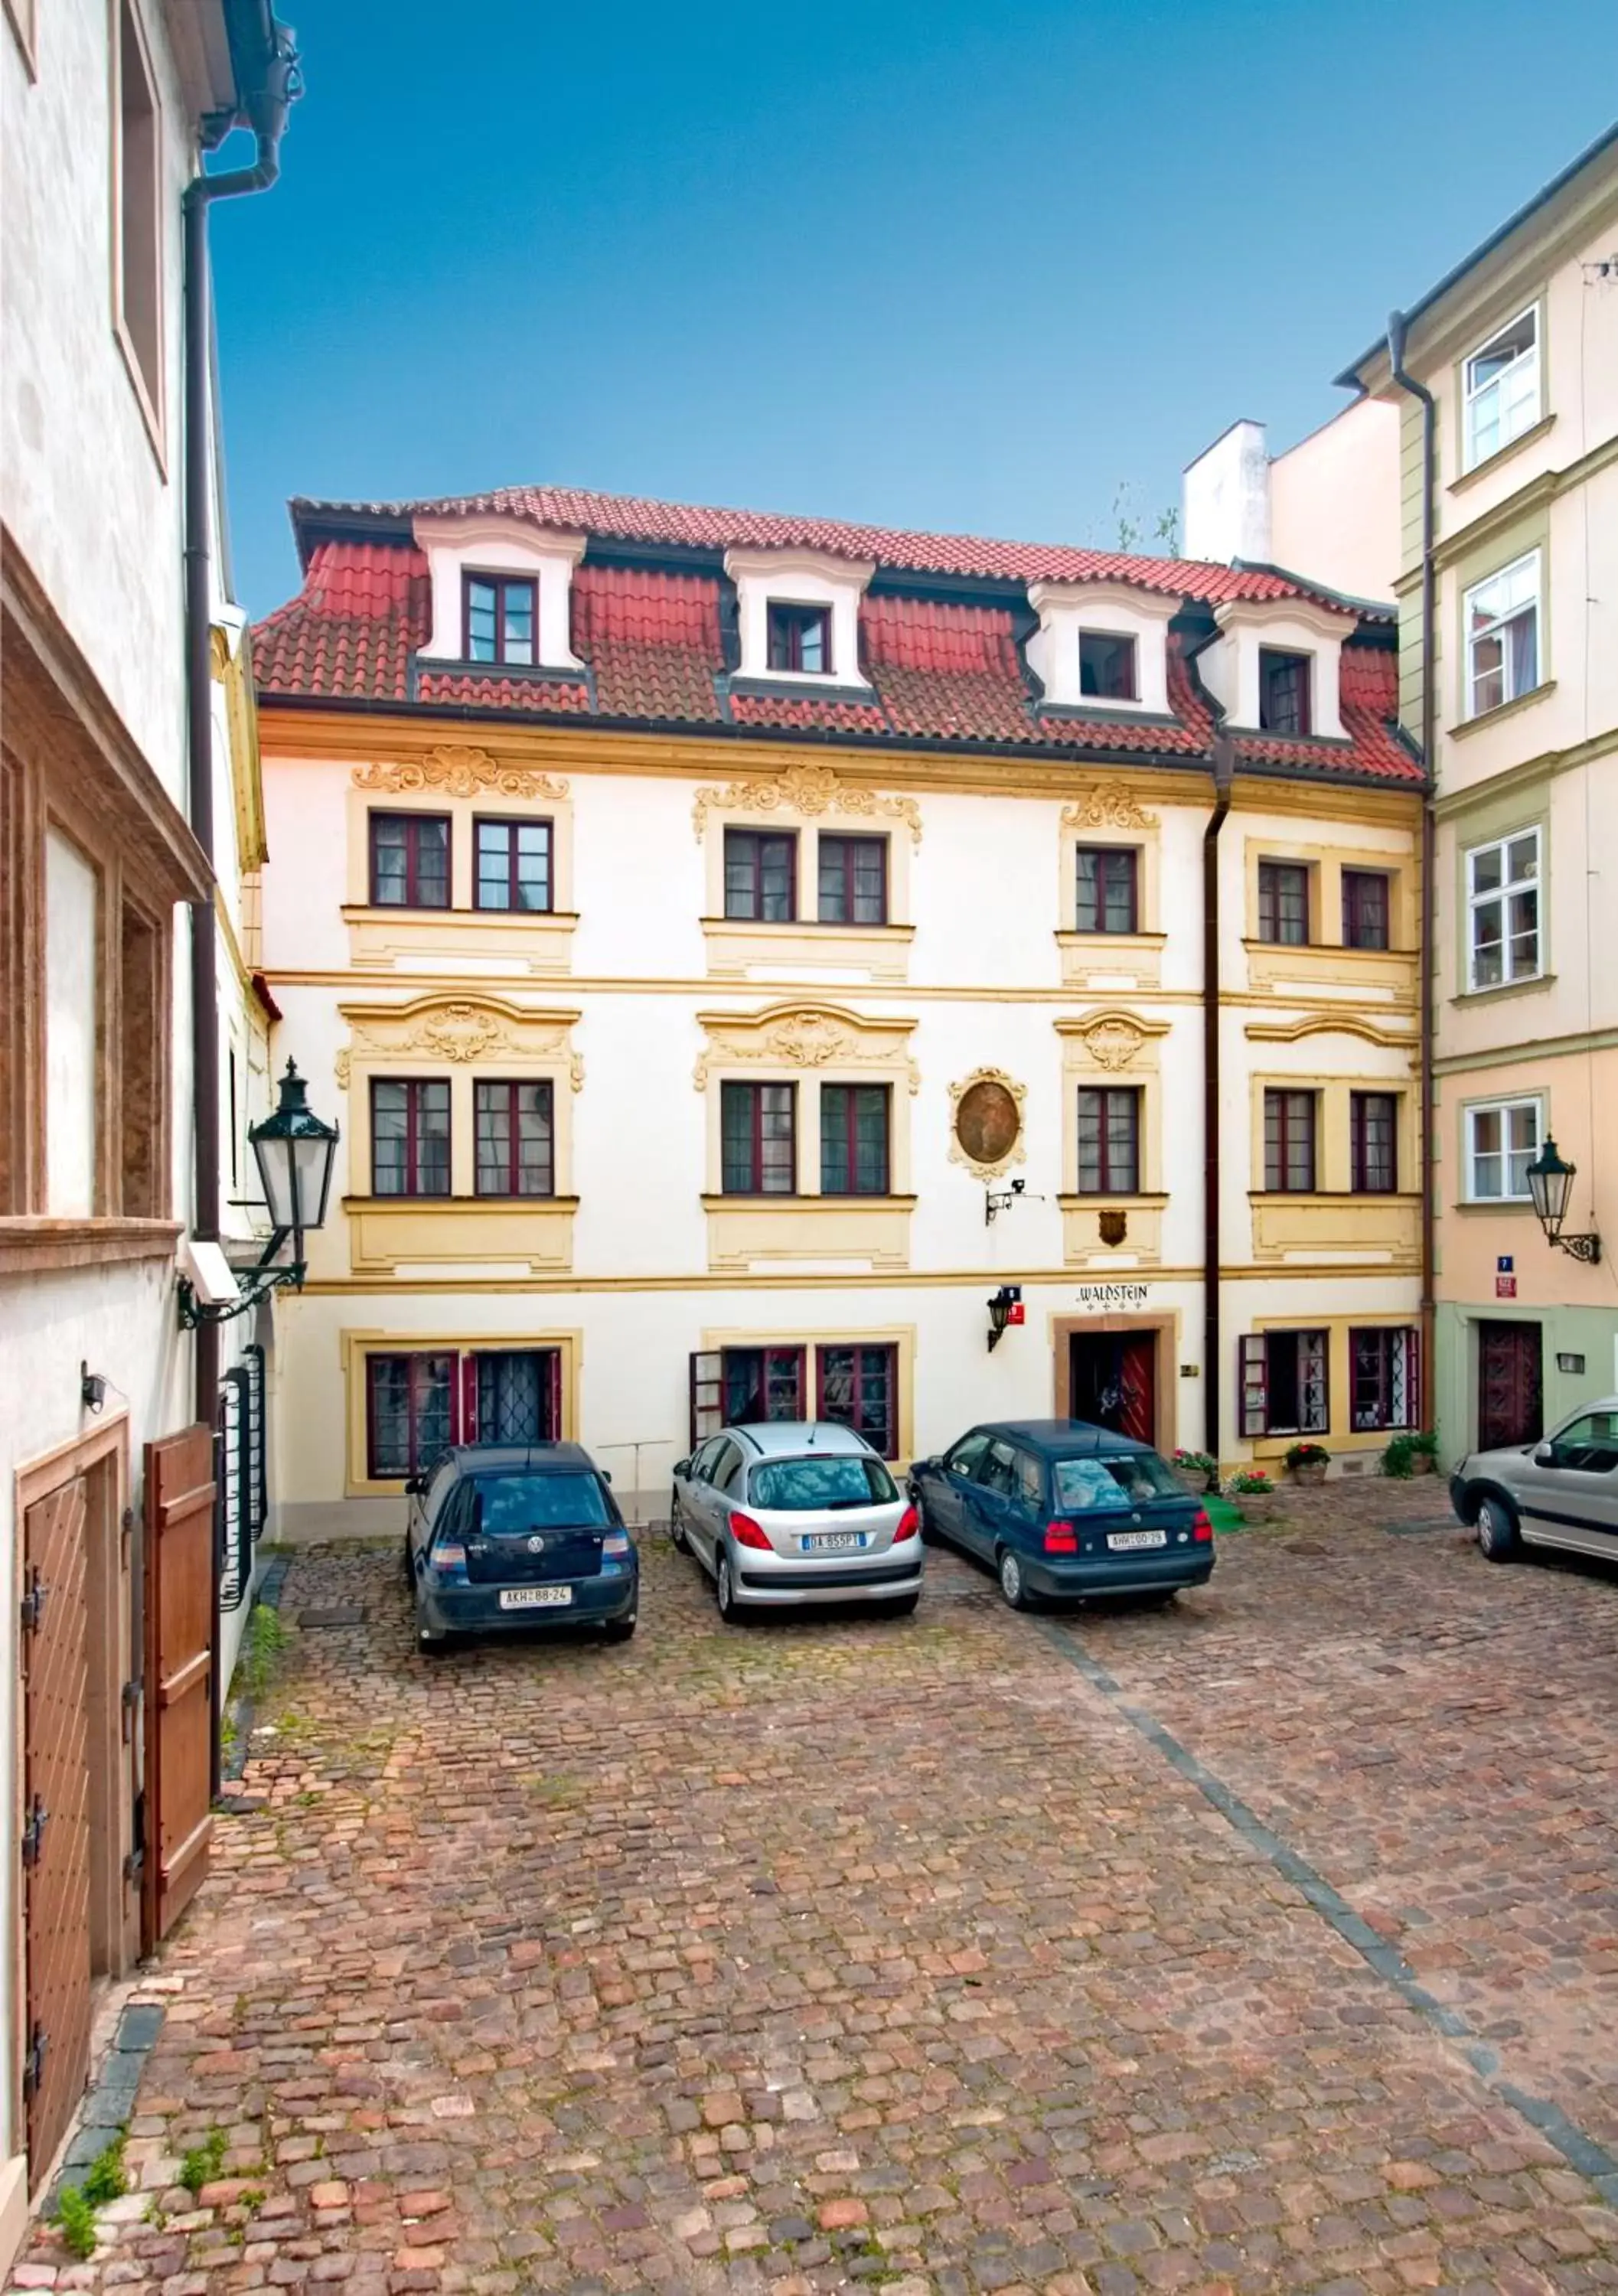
[1117,1336,1156,1448]
[21,1477,92,2186]
[1477,1322,1543,1451]
[142,1427,217,1952]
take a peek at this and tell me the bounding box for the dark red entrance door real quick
[1069,1332,1156,1446]
[1477,1321,1542,1450]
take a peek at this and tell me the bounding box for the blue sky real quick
[210,3,1615,618]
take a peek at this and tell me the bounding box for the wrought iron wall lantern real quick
[178,1061,340,1327]
[987,1285,1023,1353]
[986,1176,1046,1225]
[1525,1136,1601,1264]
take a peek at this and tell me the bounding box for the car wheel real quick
[915,1493,941,1546]
[715,1551,746,1625]
[401,1532,414,1586]
[669,1496,691,1554]
[603,1615,637,1643]
[997,1548,1034,1611]
[1476,1495,1521,1563]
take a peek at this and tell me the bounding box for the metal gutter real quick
[1385,309,1440,1428]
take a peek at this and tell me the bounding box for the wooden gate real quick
[21,1477,92,2184]
[142,1427,216,1952]
[1477,1321,1543,1451]
[1069,1332,1156,1446]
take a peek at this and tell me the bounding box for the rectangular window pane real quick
[1264,1090,1315,1191]
[371,1079,409,1195]
[725,829,797,921]
[1078,632,1138,701]
[502,587,535,664]
[1342,869,1389,950]
[817,1344,896,1456]
[515,823,551,911]
[371,817,408,905]
[721,1081,797,1194]
[468,580,498,661]
[1352,1093,1397,1192]
[1258,862,1309,944]
[817,836,887,925]
[1077,1087,1139,1193]
[368,1353,454,1479]
[1075,848,1137,934]
[476,820,512,909]
[413,817,449,907]
[820,1084,889,1194]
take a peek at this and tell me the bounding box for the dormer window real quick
[465,575,537,666]
[768,602,831,676]
[1078,632,1138,703]
[1258,648,1312,737]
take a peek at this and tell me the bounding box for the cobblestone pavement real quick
[20,1486,1618,2296]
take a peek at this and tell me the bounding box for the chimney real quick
[1183,419,1271,565]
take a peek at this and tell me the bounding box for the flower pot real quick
[1238,1496,1279,1524]
[1174,1469,1210,1495]
[1289,1459,1329,1487]
[1409,1453,1434,1476]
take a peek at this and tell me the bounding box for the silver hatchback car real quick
[1450,1395,1618,1566]
[670,1420,922,1621]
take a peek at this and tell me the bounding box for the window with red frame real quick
[817,1343,898,1457]
[1350,1091,1398,1192]
[474,1080,554,1196]
[1258,647,1312,736]
[1342,868,1391,950]
[1075,846,1139,933]
[1258,859,1310,944]
[720,1081,796,1193]
[820,1084,890,1195]
[367,1353,455,1479]
[817,834,887,925]
[370,813,449,908]
[370,1078,450,1197]
[475,817,552,912]
[1349,1327,1419,1432]
[724,828,797,921]
[1264,1089,1316,1192]
[720,1346,804,1428]
[766,602,831,674]
[1238,1329,1329,1437]
[464,574,537,664]
[367,1347,561,1477]
[1077,1086,1140,1193]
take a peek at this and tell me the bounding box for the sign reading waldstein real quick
[1073,1281,1150,1310]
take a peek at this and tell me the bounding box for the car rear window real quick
[748,1454,899,1512]
[469,1473,611,1531]
[1052,1451,1180,1512]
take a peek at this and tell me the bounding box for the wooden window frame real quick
[1465,1095,1541,1202]
[473,815,553,914]
[1263,1089,1316,1192]
[1341,867,1391,950]
[723,827,798,922]
[819,1082,891,1196]
[1466,826,1541,989]
[112,0,164,456]
[1258,647,1313,737]
[366,1352,456,1480]
[719,1080,798,1195]
[1078,630,1139,703]
[370,1077,452,1199]
[1074,846,1139,935]
[1349,1326,1420,1433]
[766,602,832,675]
[1076,1084,1140,1195]
[817,833,888,925]
[369,811,451,909]
[1349,1091,1398,1194]
[1238,1329,1329,1438]
[473,1078,555,1199]
[814,1342,898,1457]
[1463,306,1540,473]
[463,572,539,666]
[1257,859,1310,945]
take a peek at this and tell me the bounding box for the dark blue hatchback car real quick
[910,1419,1214,1609]
[404,1443,638,1652]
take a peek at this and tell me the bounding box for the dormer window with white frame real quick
[1026,582,1176,715]
[1199,598,1349,741]
[1463,306,1540,471]
[726,549,874,687]
[414,514,586,672]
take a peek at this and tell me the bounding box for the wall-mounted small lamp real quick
[1525,1136,1601,1264]
[987,1285,1024,1353]
[80,1363,108,1414]
[178,1060,341,1328]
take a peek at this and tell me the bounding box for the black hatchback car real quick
[404,1443,638,1652]
[910,1419,1214,1609]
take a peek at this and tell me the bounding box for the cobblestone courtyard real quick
[24,1492,1618,2295]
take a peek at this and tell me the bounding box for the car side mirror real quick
[674,1458,690,1478]
[403,1475,424,1496]
[1532,1443,1557,1468]
[601,1469,612,1484]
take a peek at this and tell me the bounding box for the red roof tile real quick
[253,509,1420,787]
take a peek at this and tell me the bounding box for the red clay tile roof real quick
[254,495,1419,786]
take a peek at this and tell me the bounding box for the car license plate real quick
[498,1586,573,1609]
[802,1531,863,1553]
[1107,1529,1166,1551]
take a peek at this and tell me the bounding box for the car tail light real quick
[1192,1508,1213,1543]
[602,1531,632,1557]
[892,1505,919,1542]
[729,1512,772,1551]
[1043,1521,1078,1553]
[431,1538,468,1580]
[601,1531,634,1572]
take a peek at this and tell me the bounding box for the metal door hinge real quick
[19,1571,47,1633]
[122,1846,144,1883]
[122,1678,142,1743]
[20,1797,48,1869]
[21,2026,46,2102]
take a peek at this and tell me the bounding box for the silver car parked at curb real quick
[670,1420,922,1621]
[1450,1395,1618,1567]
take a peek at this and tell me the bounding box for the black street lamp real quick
[1525,1135,1601,1264]
[178,1060,340,1326]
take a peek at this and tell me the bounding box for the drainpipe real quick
[1202,731,1235,1463]
[183,6,299,1792]
[1385,310,1438,1424]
